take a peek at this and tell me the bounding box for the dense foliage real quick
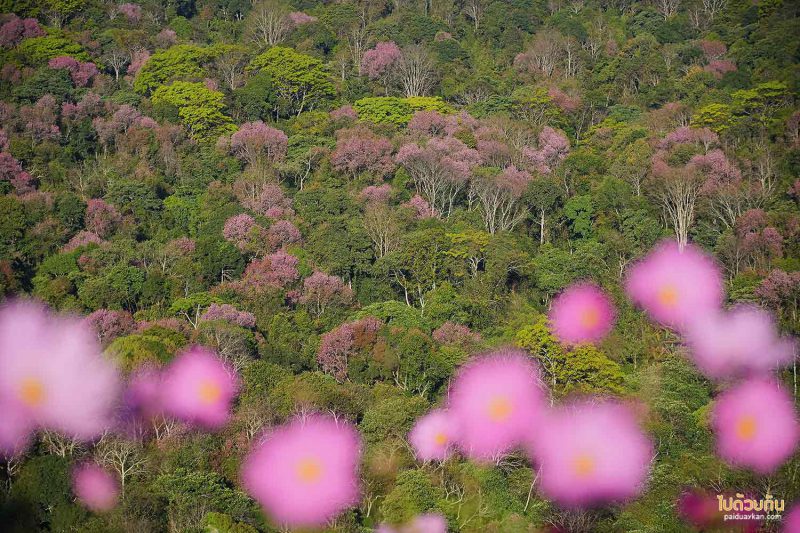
[1,0,799,531]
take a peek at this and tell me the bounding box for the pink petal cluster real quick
[242,415,361,528]
[684,305,795,380]
[377,514,448,533]
[784,503,800,533]
[160,346,239,429]
[0,301,121,455]
[72,463,120,512]
[549,283,616,345]
[409,409,458,462]
[360,41,402,80]
[528,401,653,507]
[711,379,799,474]
[625,240,723,331]
[447,349,546,461]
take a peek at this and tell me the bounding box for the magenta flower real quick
[684,305,795,380]
[447,349,546,461]
[549,283,616,345]
[160,346,239,429]
[72,463,120,512]
[625,240,723,331]
[783,503,800,533]
[528,401,653,507]
[711,379,799,474]
[0,397,34,455]
[409,409,459,462]
[122,365,163,424]
[241,415,361,528]
[0,301,121,453]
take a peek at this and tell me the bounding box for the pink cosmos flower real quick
[377,513,448,533]
[409,409,459,462]
[241,415,361,528]
[783,503,800,533]
[549,283,616,345]
[0,301,121,453]
[684,305,796,380]
[447,349,546,461]
[160,346,238,429]
[528,401,653,507]
[121,366,163,424]
[72,463,120,512]
[625,240,724,331]
[711,379,800,474]
[0,397,34,455]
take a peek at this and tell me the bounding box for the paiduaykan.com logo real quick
[718,493,785,522]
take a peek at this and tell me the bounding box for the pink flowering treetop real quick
[521,127,570,175]
[360,41,402,80]
[239,249,300,291]
[116,3,142,23]
[235,181,293,218]
[200,303,257,328]
[330,105,358,122]
[0,15,44,48]
[359,184,392,204]
[431,322,481,347]
[48,56,99,87]
[230,121,288,168]
[222,213,260,251]
[300,271,354,317]
[84,309,135,345]
[85,198,122,238]
[331,127,394,179]
[267,219,302,250]
[0,152,35,193]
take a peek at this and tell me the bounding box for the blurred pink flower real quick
[72,463,120,512]
[625,240,723,331]
[711,379,800,474]
[549,283,616,345]
[160,346,239,429]
[528,401,653,507]
[242,415,361,528]
[447,349,546,461]
[684,305,795,380]
[377,514,448,533]
[409,409,458,462]
[784,503,800,533]
[0,301,121,454]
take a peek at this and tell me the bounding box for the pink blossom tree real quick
[223,213,259,251]
[317,323,353,382]
[396,136,481,218]
[521,127,570,175]
[200,303,257,328]
[85,198,122,238]
[267,219,302,250]
[403,194,437,219]
[432,322,481,346]
[85,309,135,345]
[359,184,392,204]
[360,41,402,91]
[234,181,294,219]
[756,269,800,325]
[20,95,60,142]
[230,121,288,173]
[115,3,142,23]
[48,56,99,87]
[300,271,354,317]
[0,15,44,47]
[704,60,737,79]
[0,152,35,193]
[330,105,358,123]
[331,127,394,180]
[239,249,299,290]
[693,149,747,228]
[63,230,104,252]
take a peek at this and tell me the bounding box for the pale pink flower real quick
[625,240,723,331]
[528,401,653,507]
[549,283,616,345]
[447,349,546,461]
[377,514,448,533]
[684,305,795,380]
[711,379,800,474]
[160,346,239,429]
[409,409,458,462]
[241,415,361,528]
[72,463,120,512]
[0,301,121,452]
[121,365,163,424]
[0,397,34,455]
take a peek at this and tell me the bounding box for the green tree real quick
[151,82,236,142]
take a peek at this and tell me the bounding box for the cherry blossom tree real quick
[234,181,294,219]
[0,15,44,48]
[267,219,302,250]
[396,136,481,218]
[0,152,35,193]
[300,271,354,317]
[85,309,135,345]
[432,321,481,346]
[521,127,570,175]
[223,213,259,251]
[331,127,394,179]
[85,198,122,238]
[239,249,299,290]
[360,41,402,92]
[230,121,288,171]
[359,184,392,204]
[200,303,257,328]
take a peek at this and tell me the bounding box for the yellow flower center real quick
[572,453,596,478]
[487,396,513,422]
[19,377,45,407]
[197,380,221,404]
[657,285,678,307]
[736,415,757,441]
[433,432,448,446]
[580,308,600,328]
[296,457,323,483]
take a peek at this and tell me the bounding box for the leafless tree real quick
[516,29,564,78]
[214,47,248,91]
[653,166,704,250]
[471,174,530,234]
[95,435,147,497]
[464,0,484,30]
[248,0,291,46]
[654,0,681,20]
[394,46,435,97]
[364,204,402,258]
[41,430,83,457]
[702,0,727,20]
[103,48,130,82]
